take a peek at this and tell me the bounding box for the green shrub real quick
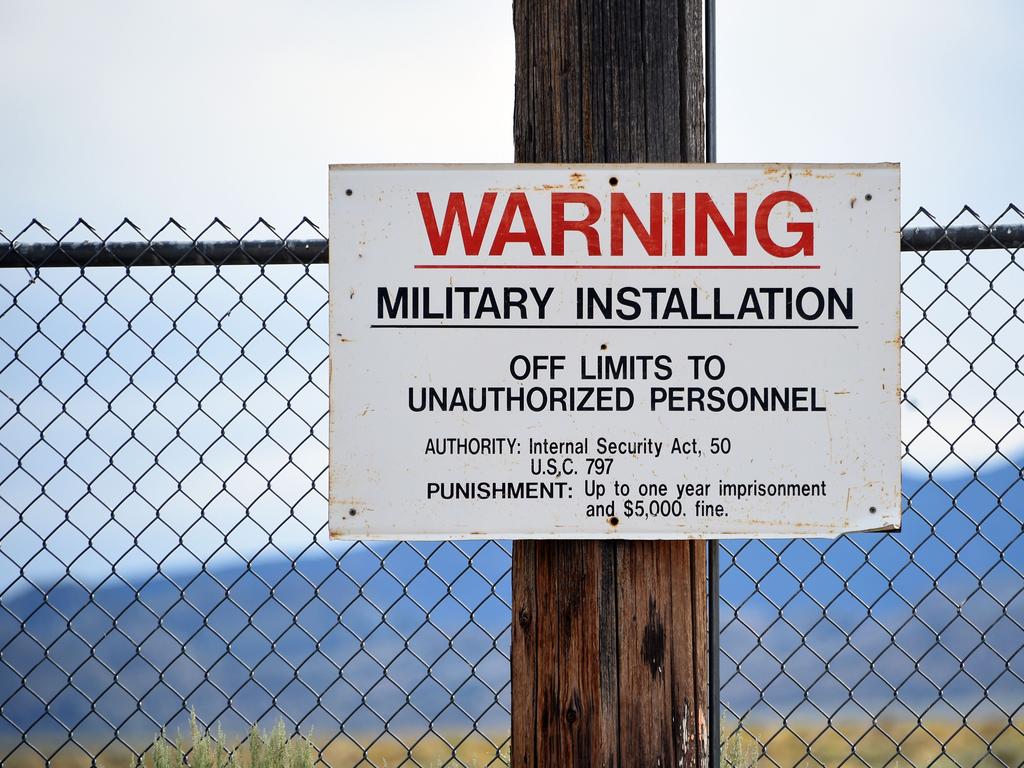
[720,728,760,768]
[145,714,313,768]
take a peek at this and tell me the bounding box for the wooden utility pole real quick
[511,2,709,767]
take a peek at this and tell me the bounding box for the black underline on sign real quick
[413,263,821,270]
[370,324,860,330]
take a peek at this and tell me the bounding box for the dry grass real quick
[1,727,506,768]
[3,717,1022,767]
[722,716,1024,767]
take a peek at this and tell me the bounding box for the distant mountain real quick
[0,539,513,746]
[1,459,1020,746]
[721,455,1023,719]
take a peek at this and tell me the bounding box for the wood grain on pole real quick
[510,1,709,766]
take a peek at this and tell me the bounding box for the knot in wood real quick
[518,606,531,629]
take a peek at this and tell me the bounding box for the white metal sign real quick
[328,164,900,540]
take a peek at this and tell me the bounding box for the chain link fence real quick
[0,208,1021,767]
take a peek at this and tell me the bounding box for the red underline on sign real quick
[413,263,821,270]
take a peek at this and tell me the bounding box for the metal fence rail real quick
[0,207,1020,767]
[2,209,1023,270]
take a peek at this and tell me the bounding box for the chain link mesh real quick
[0,209,1020,767]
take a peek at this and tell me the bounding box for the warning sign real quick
[328,164,901,539]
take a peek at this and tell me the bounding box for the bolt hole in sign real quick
[328,164,900,540]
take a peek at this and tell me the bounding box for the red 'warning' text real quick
[416,191,815,259]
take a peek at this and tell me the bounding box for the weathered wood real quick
[511,3,709,765]
[513,0,705,164]
[510,535,537,767]
[513,539,709,768]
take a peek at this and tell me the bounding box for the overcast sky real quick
[1,0,1022,235]
[0,2,1020,587]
